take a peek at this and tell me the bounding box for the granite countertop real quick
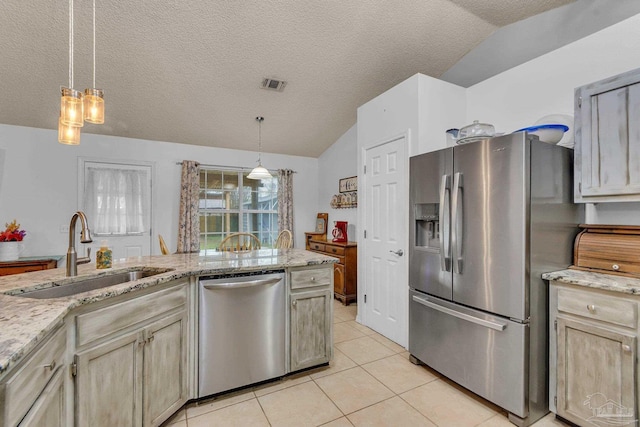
[542,269,640,296]
[0,248,337,376]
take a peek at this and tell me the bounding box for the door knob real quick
[389,249,404,256]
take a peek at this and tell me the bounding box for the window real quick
[199,169,278,251]
[82,161,152,236]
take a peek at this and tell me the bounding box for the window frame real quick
[199,167,278,252]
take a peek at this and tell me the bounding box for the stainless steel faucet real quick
[66,211,93,277]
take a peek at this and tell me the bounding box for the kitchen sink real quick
[13,268,174,299]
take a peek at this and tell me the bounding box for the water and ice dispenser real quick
[414,203,439,249]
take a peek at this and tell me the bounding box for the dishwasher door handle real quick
[202,277,282,290]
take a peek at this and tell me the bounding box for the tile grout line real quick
[253,394,274,427]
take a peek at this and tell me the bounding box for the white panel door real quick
[363,136,408,347]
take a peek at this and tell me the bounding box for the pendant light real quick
[247,116,272,180]
[58,117,81,145]
[84,0,104,124]
[59,0,82,144]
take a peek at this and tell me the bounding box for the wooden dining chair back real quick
[274,229,293,249]
[158,234,170,255]
[218,233,261,252]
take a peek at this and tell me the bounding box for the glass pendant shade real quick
[58,117,81,145]
[84,88,104,123]
[247,164,272,180]
[60,87,84,127]
[247,116,271,180]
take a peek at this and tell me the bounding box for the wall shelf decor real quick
[330,191,357,209]
[332,177,357,208]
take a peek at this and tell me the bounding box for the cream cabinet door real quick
[18,368,65,427]
[75,330,144,427]
[556,316,637,426]
[143,311,189,427]
[290,288,332,371]
[575,67,640,202]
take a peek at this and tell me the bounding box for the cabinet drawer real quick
[557,288,637,328]
[324,245,345,256]
[76,283,188,347]
[309,242,325,252]
[2,326,66,427]
[290,267,332,290]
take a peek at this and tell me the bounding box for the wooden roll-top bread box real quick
[571,224,640,277]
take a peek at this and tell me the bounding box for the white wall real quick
[317,124,358,239]
[357,73,466,157]
[0,124,319,257]
[466,13,640,225]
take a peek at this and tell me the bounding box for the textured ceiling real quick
[0,0,574,157]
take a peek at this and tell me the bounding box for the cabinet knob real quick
[612,264,620,270]
[310,277,315,281]
[622,344,632,353]
[147,334,155,343]
[587,304,596,312]
[292,300,297,307]
[43,360,56,371]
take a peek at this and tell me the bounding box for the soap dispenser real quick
[96,240,112,269]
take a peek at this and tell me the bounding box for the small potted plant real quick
[0,219,27,262]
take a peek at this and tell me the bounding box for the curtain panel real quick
[277,169,294,246]
[84,166,150,235]
[177,160,200,253]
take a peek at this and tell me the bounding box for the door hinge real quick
[364,294,367,303]
[554,396,557,407]
[364,230,367,238]
[578,96,582,108]
[578,182,581,193]
[71,355,78,377]
[554,319,557,331]
[363,165,366,174]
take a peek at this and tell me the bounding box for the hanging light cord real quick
[256,116,264,164]
[92,0,96,88]
[68,0,74,88]
[258,118,262,163]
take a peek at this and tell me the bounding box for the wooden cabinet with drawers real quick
[306,238,357,305]
[549,281,638,426]
[0,257,60,276]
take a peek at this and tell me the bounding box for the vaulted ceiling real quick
[1,0,625,157]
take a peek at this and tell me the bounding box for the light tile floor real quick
[163,300,569,427]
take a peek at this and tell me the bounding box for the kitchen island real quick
[0,248,337,427]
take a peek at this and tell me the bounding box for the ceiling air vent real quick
[261,78,287,92]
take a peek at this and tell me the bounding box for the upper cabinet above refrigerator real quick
[574,66,640,203]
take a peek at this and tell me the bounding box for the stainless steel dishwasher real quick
[198,270,286,398]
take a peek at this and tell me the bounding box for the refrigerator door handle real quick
[451,172,464,274]
[438,174,451,272]
[412,295,507,331]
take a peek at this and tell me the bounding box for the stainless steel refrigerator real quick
[408,133,582,427]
